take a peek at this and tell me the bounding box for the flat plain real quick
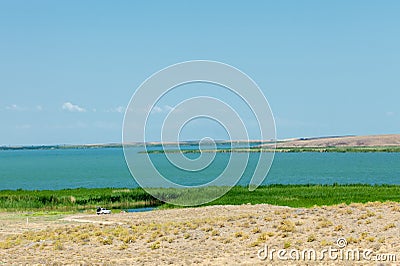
[1,202,399,265]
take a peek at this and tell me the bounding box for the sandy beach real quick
[1,202,399,265]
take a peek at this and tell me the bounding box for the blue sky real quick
[0,1,399,145]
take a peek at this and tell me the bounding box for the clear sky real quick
[1,1,399,145]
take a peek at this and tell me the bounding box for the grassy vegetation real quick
[0,188,161,212]
[209,184,400,207]
[2,184,400,212]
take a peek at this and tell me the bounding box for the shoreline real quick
[145,146,400,153]
[2,134,400,151]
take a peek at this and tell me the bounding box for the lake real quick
[0,148,399,190]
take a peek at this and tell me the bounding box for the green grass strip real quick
[208,184,400,208]
[2,184,399,212]
[0,187,161,212]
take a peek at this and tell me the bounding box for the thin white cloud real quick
[62,102,86,112]
[3,104,44,111]
[50,121,88,129]
[125,105,180,115]
[386,111,395,117]
[151,105,178,114]
[115,106,125,113]
[93,121,119,129]
[275,116,323,128]
[151,106,163,114]
[16,124,31,129]
[107,106,125,113]
[5,104,24,111]
[165,105,174,111]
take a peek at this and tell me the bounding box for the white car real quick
[96,207,111,215]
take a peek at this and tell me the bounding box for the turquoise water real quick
[0,148,399,190]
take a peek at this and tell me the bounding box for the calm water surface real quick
[0,148,399,190]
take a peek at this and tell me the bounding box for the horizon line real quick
[4,133,400,148]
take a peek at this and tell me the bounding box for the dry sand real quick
[1,203,399,265]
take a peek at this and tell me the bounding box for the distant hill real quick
[2,134,400,151]
[274,134,400,148]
